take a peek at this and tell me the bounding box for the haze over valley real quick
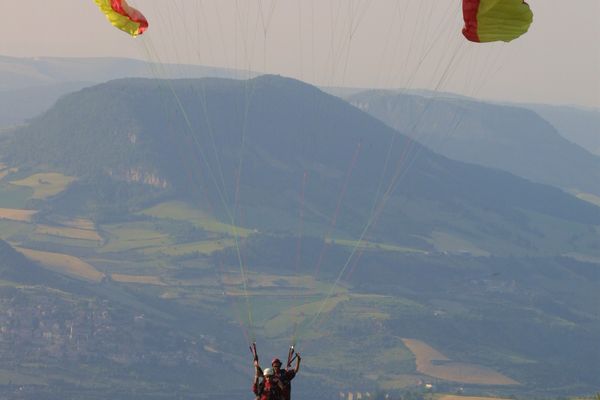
[0,62,599,399]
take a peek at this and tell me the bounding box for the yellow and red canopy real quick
[94,0,148,37]
[463,0,533,43]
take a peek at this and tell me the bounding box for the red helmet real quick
[271,358,282,366]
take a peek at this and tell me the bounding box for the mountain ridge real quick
[1,75,600,397]
[347,89,600,197]
[6,76,600,253]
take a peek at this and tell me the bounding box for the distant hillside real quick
[6,76,600,257]
[524,103,600,156]
[0,55,249,127]
[0,82,91,126]
[347,90,600,196]
[0,55,244,91]
[2,76,600,397]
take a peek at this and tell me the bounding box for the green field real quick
[264,293,350,338]
[34,224,102,241]
[142,238,235,256]
[111,273,165,285]
[15,247,105,282]
[328,237,427,254]
[141,201,254,237]
[84,257,169,277]
[10,172,76,199]
[28,233,102,249]
[100,222,172,253]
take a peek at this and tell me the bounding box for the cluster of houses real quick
[0,287,207,367]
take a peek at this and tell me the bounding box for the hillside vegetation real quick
[0,76,598,399]
[348,90,600,197]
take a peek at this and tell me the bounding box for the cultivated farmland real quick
[101,223,171,253]
[55,217,96,230]
[401,338,518,386]
[111,274,165,286]
[326,237,426,253]
[142,239,234,256]
[0,208,37,222]
[141,201,254,237]
[15,247,105,282]
[34,224,102,241]
[221,272,318,290]
[10,172,75,199]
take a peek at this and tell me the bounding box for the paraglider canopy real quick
[94,0,148,37]
[462,0,533,43]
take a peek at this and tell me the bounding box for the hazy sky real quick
[1,0,599,108]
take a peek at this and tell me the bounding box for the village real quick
[0,286,206,368]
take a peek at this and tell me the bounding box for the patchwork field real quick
[54,217,96,230]
[111,274,165,286]
[327,238,426,253]
[15,247,105,282]
[10,172,76,199]
[142,239,234,256]
[34,224,102,241]
[221,272,318,289]
[0,207,37,222]
[379,374,423,390]
[101,223,171,252]
[211,269,348,338]
[141,201,254,237]
[264,293,350,337]
[401,338,519,386]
